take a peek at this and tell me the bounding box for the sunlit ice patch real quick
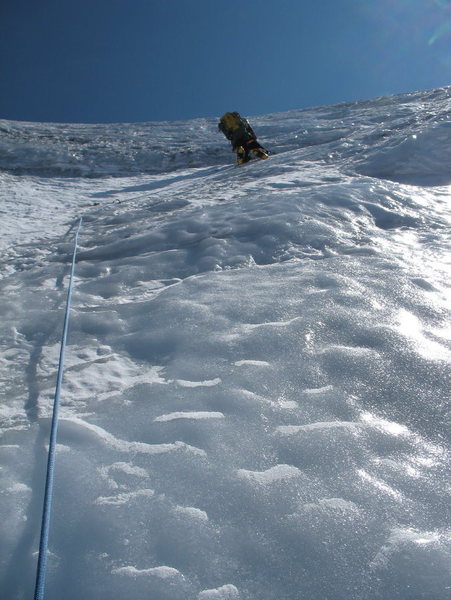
[395,308,451,361]
[360,412,410,436]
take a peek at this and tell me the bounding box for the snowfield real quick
[1,87,450,600]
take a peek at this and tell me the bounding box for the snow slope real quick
[1,87,450,600]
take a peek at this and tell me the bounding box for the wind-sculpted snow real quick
[0,118,229,177]
[0,87,450,600]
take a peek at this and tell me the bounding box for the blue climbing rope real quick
[34,217,83,600]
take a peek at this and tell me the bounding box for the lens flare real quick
[428,21,451,45]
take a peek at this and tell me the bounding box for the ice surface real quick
[198,584,240,599]
[0,87,450,600]
[154,412,225,422]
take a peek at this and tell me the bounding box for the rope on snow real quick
[34,217,83,600]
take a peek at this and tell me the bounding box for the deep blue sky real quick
[0,0,450,123]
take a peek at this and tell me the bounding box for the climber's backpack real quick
[219,112,243,132]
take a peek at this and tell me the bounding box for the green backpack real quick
[220,112,243,132]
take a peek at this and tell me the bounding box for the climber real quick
[218,112,269,165]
